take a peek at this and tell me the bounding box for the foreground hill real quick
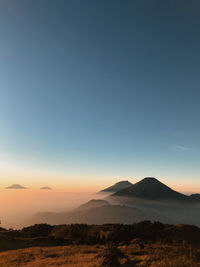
[0,222,200,266]
[112,177,190,201]
[0,242,199,267]
[99,180,132,193]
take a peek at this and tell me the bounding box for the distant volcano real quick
[40,186,52,190]
[99,180,132,193]
[5,184,27,189]
[77,199,110,210]
[112,177,189,201]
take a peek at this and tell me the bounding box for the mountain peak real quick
[99,180,133,193]
[112,177,189,201]
[40,186,52,190]
[5,184,27,189]
[116,180,129,184]
[141,177,160,183]
[142,177,158,181]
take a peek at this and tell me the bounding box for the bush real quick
[98,243,128,267]
[20,224,53,238]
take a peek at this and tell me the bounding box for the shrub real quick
[98,243,128,267]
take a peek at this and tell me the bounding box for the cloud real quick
[172,145,200,152]
[5,184,27,189]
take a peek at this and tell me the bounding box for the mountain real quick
[77,199,110,210]
[40,186,52,190]
[189,194,200,201]
[24,178,200,227]
[99,180,132,193]
[5,184,27,189]
[28,202,168,225]
[112,177,189,201]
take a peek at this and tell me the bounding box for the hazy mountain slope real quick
[77,199,110,210]
[189,194,200,201]
[99,180,132,193]
[112,177,189,201]
[26,178,200,227]
[73,205,168,224]
[29,204,168,225]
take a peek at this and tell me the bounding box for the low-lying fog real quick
[1,190,200,229]
[108,195,200,226]
[0,190,101,228]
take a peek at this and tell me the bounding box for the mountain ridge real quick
[111,177,191,202]
[99,180,133,193]
[24,177,200,228]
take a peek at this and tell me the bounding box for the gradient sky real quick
[1,0,200,191]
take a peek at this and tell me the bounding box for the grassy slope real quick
[0,242,200,267]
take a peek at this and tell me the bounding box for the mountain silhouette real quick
[29,201,168,225]
[99,180,132,193]
[77,199,110,210]
[40,186,52,190]
[112,177,189,201]
[23,177,200,227]
[189,194,200,201]
[5,184,27,189]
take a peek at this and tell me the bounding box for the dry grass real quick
[0,245,102,267]
[0,243,200,267]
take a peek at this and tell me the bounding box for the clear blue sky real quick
[0,0,200,189]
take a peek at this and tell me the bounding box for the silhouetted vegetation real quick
[98,243,128,266]
[0,221,200,252]
[0,222,200,266]
[20,223,53,238]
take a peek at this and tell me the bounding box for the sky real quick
[0,0,200,192]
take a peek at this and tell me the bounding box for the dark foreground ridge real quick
[1,222,200,266]
[1,221,200,252]
[0,221,200,251]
